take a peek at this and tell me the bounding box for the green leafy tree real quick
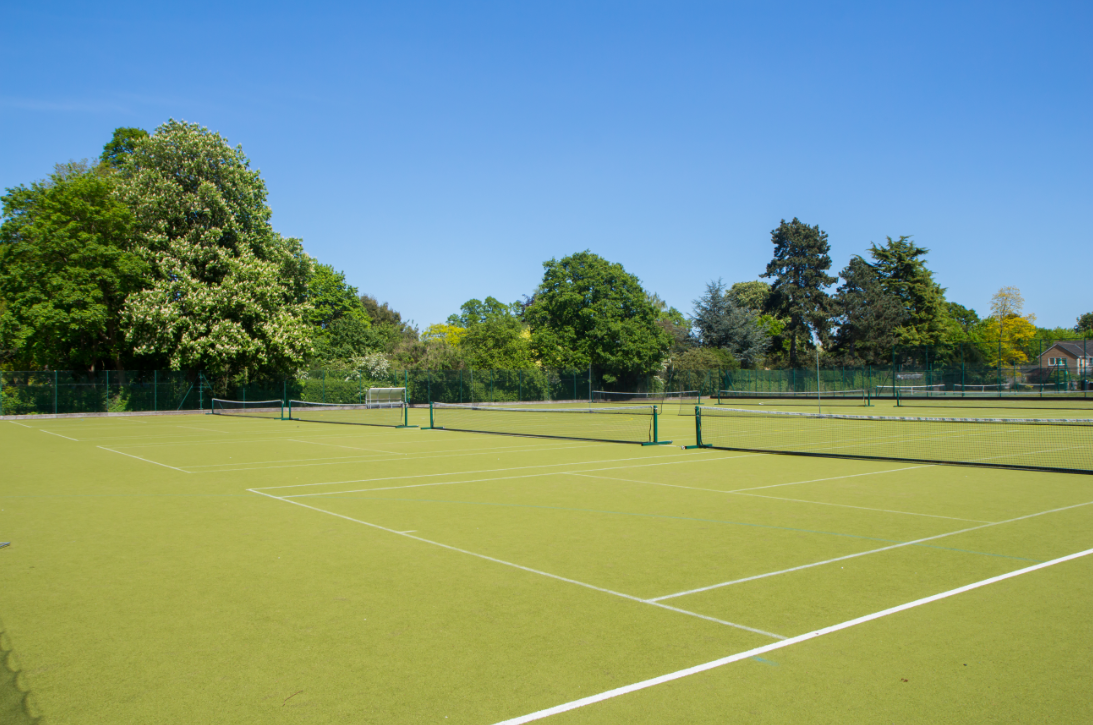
[830,256,906,364]
[447,297,534,369]
[869,236,950,350]
[646,293,691,354]
[947,302,979,333]
[100,127,149,170]
[361,294,418,351]
[691,280,769,367]
[0,165,148,370]
[671,346,739,371]
[760,218,836,366]
[306,263,367,329]
[115,120,312,381]
[1077,312,1093,336]
[727,281,771,313]
[525,251,669,379]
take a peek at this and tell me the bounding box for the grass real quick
[0,403,1091,723]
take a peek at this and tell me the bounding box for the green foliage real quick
[727,280,771,313]
[947,302,980,333]
[691,280,769,367]
[869,236,950,349]
[304,263,374,364]
[99,127,149,170]
[0,166,148,370]
[525,251,670,376]
[830,256,906,365]
[670,346,739,371]
[448,296,535,369]
[361,294,418,351]
[761,218,836,366]
[1076,312,1093,335]
[115,120,312,381]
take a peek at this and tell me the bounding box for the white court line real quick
[168,441,603,468]
[254,451,715,491]
[725,466,932,494]
[567,469,986,523]
[96,446,190,473]
[649,498,1093,602]
[40,429,79,441]
[732,491,993,524]
[248,489,784,640]
[283,453,754,498]
[286,438,406,455]
[7,421,32,428]
[493,546,1093,725]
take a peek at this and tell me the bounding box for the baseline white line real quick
[248,489,783,640]
[568,469,986,523]
[7,421,32,428]
[41,429,79,441]
[649,498,1093,601]
[96,446,190,473]
[493,546,1093,724]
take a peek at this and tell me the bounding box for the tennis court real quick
[2,402,1092,723]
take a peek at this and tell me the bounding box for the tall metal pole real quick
[815,348,822,414]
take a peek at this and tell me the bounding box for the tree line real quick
[2,122,1091,387]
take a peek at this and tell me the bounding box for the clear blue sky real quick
[3,1,1090,330]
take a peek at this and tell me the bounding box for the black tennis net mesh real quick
[695,406,1093,474]
[288,400,407,427]
[717,389,870,407]
[430,403,662,444]
[211,398,284,419]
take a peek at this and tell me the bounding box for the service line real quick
[248,488,784,640]
[492,546,1093,724]
[649,497,1093,602]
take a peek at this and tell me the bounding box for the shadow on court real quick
[0,620,41,725]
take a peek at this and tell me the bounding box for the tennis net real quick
[875,384,945,398]
[288,400,410,428]
[716,389,870,407]
[211,398,284,419]
[593,390,664,405]
[427,403,669,445]
[693,405,1093,474]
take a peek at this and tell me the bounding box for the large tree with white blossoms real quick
[116,120,313,382]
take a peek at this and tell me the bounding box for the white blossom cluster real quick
[115,120,314,379]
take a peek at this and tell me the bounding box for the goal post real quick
[366,387,406,405]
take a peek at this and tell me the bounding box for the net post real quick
[280,400,285,420]
[684,405,706,449]
[641,405,673,445]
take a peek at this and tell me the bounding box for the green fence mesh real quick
[2,338,1088,417]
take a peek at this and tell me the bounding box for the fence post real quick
[53,370,58,414]
[490,370,494,403]
[154,371,158,411]
[105,370,110,413]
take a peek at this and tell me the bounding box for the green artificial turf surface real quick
[0,404,1090,723]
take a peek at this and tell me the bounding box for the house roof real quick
[1040,341,1089,358]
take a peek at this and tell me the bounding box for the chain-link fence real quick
[4,339,1088,416]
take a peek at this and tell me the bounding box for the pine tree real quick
[760,218,835,367]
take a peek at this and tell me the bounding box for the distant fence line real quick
[2,338,1090,416]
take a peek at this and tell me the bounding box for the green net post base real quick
[641,440,673,446]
